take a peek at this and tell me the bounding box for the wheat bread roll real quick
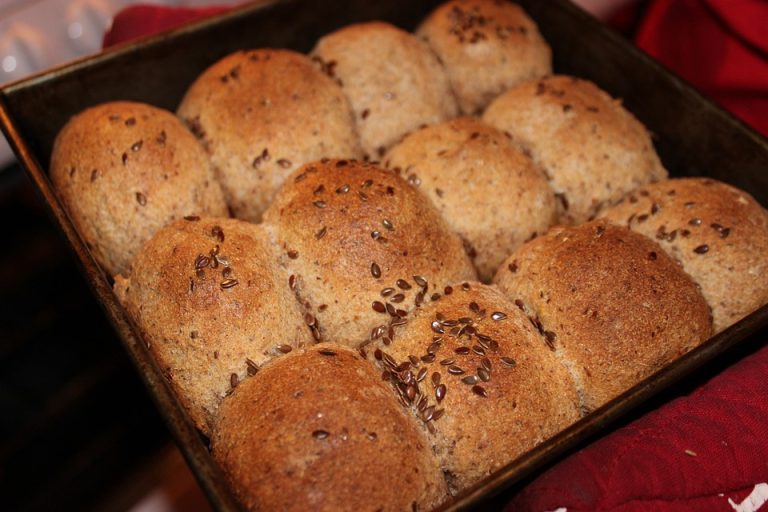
[212,343,447,512]
[483,75,667,224]
[369,282,579,494]
[598,177,768,332]
[49,101,228,276]
[177,49,361,221]
[114,217,312,434]
[311,21,459,159]
[493,220,713,411]
[384,116,556,281]
[262,158,477,347]
[417,0,552,114]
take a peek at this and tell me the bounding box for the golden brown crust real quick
[493,220,713,411]
[113,217,312,434]
[262,159,477,348]
[598,177,768,332]
[384,117,557,281]
[311,21,459,158]
[369,283,579,494]
[483,75,668,224]
[417,0,552,114]
[49,101,228,276]
[177,49,362,222]
[212,344,447,512]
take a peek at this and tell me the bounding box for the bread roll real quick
[177,49,362,221]
[493,220,713,411]
[417,0,552,114]
[114,217,312,434]
[49,101,228,276]
[483,75,667,224]
[370,282,579,494]
[212,344,447,511]
[311,22,459,158]
[384,116,556,281]
[599,177,768,332]
[262,158,477,347]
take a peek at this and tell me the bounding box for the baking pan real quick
[1,1,767,510]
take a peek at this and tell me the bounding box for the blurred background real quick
[0,0,765,511]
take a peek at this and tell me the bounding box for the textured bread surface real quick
[262,158,477,348]
[599,177,768,332]
[493,220,713,411]
[50,101,228,276]
[385,116,556,281]
[483,75,667,224]
[114,217,312,434]
[177,49,361,221]
[417,0,552,114]
[370,282,579,494]
[311,21,459,158]
[212,344,447,512]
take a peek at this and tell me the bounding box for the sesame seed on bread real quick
[113,217,312,434]
[417,0,552,114]
[384,116,557,281]
[177,49,362,222]
[212,343,447,512]
[311,21,459,158]
[370,282,579,494]
[50,101,228,276]
[598,177,768,332]
[262,158,477,348]
[483,75,668,224]
[493,220,713,411]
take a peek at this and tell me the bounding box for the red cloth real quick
[103,4,768,511]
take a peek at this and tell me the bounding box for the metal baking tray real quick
[2,1,767,510]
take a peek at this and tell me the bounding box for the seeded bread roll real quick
[493,221,713,412]
[212,343,447,511]
[114,217,312,434]
[262,159,477,347]
[177,49,362,222]
[310,22,459,159]
[483,75,667,224]
[598,178,768,332]
[417,0,552,115]
[369,282,579,494]
[384,117,556,281]
[49,101,228,276]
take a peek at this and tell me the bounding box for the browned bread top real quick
[311,21,459,158]
[262,158,477,347]
[370,282,579,494]
[212,343,447,512]
[483,75,667,224]
[177,49,362,222]
[50,100,227,276]
[493,220,713,411]
[417,0,552,114]
[599,177,768,332]
[384,116,556,281]
[114,217,312,434]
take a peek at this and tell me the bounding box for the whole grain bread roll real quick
[598,177,768,332]
[310,21,459,159]
[493,220,713,412]
[49,101,228,276]
[262,159,477,347]
[369,282,579,494]
[384,117,556,281]
[212,343,447,512]
[177,49,362,222]
[483,75,667,224]
[417,0,552,114]
[114,217,312,434]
